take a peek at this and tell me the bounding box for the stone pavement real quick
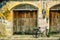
[0,35,60,40]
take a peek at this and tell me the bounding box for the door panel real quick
[50,11,60,32]
[13,11,37,35]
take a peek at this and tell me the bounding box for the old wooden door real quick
[13,11,37,35]
[50,10,60,33]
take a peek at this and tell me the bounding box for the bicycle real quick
[32,27,48,38]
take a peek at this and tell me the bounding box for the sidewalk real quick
[0,35,60,40]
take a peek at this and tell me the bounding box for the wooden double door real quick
[50,10,60,33]
[13,11,37,35]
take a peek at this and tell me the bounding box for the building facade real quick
[0,0,60,37]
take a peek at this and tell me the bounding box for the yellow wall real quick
[0,1,60,36]
[0,1,42,36]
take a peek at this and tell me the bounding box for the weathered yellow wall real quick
[0,1,60,36]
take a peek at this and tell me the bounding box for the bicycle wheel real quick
[36,30,41,38]
[32,30,41,38]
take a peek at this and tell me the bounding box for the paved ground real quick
[0,35,60,40]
